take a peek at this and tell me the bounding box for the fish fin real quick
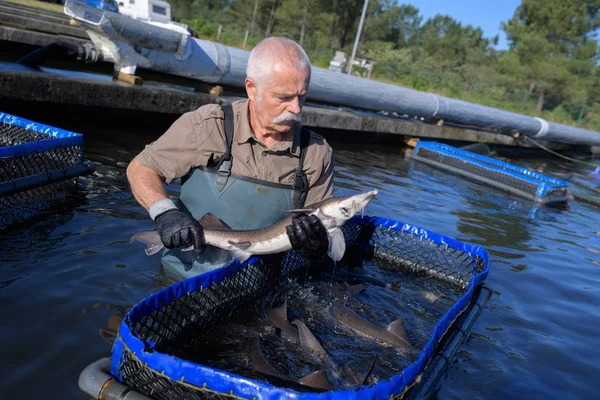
[268,298,289,324]
[291,319,315,345]
[386,319,409,342]
[230,249,252,263]
[199,212,232,229]
[390,280,402,291]
[292,319,328,359]
[298,370,332,391]
[347,284,365,296]
[227,240,253,262]
[130,231,164,256]
[360,355,378,385]
[250,337,280,377]
[327,229,346,261]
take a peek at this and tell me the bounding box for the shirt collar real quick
[238,99,302,156]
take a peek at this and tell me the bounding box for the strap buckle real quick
[216,158,232,191]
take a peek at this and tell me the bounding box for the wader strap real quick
[216,103,235,191]
[291,128,311,207]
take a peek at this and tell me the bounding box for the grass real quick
[1,0,65,14]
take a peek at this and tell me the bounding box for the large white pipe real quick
[65,0,600,146]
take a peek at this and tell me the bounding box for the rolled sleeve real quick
[137,111,203,184]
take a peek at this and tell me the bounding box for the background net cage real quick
[0,112,96,228]
[100,215,490,400]
[410,141,571,205]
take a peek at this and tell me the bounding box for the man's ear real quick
[245,78,257,102]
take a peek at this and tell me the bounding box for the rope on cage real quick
[521,135,599,167]
[515,135,600,208]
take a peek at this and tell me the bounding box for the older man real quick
[126,37,334,280]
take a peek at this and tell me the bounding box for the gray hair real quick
[246,37,312,91]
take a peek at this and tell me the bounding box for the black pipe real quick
[17,41,102,67]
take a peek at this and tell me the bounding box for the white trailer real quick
[116,0,172,24]
[115,0,191,35]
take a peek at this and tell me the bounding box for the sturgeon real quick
[331,302,415,353]
[266,298,299,344]
[313,281,365,299]
[292,317,379,386]
[292,319,329,362]
[249,338,333,391]
[338,267,401,290]
[131,189,378,263]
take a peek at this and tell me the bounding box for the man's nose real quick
[288,97,301,114]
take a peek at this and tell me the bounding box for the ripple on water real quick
[1,134,600,399]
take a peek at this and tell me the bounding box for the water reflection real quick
[81,302,130,346]
[1,116,600,400]
[1,188,86,261]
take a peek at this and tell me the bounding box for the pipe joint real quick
[430,94,441,117]
[533,117,550,138]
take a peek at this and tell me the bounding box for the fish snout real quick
[356,189,378,210]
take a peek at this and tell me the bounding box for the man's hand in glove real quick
[154,209,206,253]
[286,213,329,260]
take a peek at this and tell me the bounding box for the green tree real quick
[139,0,600,131]
[501,0,600,113]
[363,1,421,48]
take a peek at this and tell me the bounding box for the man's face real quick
[246,62,310,136]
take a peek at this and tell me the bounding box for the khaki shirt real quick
[137,99,334,206]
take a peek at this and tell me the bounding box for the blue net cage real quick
[410,141,570,204]
[0,112,95,228]
[106,215,491,400]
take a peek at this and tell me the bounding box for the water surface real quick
[1,125,599,399]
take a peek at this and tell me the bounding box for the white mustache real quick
[273,112,301,124]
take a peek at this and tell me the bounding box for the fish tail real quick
[130,231,165,256]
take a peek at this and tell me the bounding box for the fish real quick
[130,189,379,263]
[292,319,329,363]
[331,302,414,353]
[340,268,448,313]
[249,337,332,392]
[266,298,299,344]
[291,318,373,387]
[398,284,450,314]
[339,269,398,289]
[312,281,365,300]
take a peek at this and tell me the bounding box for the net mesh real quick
[0,181,76,227]
[115,221,485,399]
[0,121,87,227]
[0,124,53,146]
[371,224,480,289]
[412,145,569,203]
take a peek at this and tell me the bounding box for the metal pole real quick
[243,30,249,48]
[250,0,259,36]
[347,0,369,76]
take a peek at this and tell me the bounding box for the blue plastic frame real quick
[412,141,568,198]
[0,111,95,196]
[0,112,84,159]
[111,215,490,400]
[0,162,95,196]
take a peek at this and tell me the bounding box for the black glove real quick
[154,209,206,253]
[286,213,329,260]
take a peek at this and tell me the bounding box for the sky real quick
[403,0,522,50]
